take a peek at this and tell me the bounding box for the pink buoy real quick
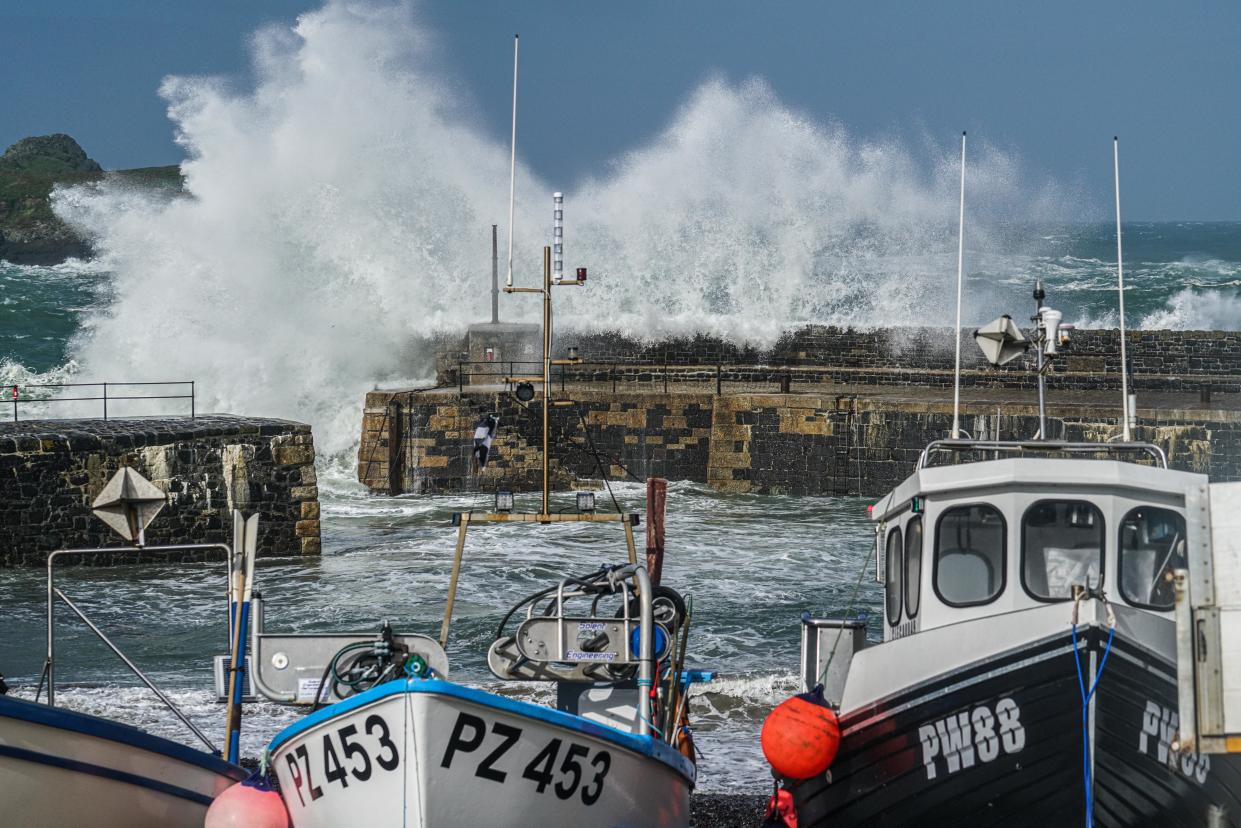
[204,777,289,828]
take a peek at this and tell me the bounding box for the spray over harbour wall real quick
[358,326,1241,497]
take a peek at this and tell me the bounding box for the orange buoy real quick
[761,686,841,779]
[204,776,290,828]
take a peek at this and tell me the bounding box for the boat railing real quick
[918,438,1168,469]
[44,543,228,753]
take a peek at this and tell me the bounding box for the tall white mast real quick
[505,35,519,288]
[951,131,967,439]
[1114,137,1131,441]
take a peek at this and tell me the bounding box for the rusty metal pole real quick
[542,246,551,518]
[645,478,667,586]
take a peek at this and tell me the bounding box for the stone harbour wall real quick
[359,389,1241,498]
[0,415,321,566]
[438,327,1241,395]
[357,390,715,494]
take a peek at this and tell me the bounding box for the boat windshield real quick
[1119,506,1186,610]
[1022,500,1104,601]
[935,504,1005,606]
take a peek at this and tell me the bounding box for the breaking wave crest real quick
[50,0,1073,453]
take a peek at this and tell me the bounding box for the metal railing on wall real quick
[8,381,195,422]
[455,359,802,397]
[452,359,1241,399]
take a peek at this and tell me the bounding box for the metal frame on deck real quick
[918,438,1168,469]
[45,543,228,752]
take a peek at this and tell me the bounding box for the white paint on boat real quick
[0,694,245,827]
[269,678,693,828]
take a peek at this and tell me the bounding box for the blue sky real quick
[2,0,1239,220]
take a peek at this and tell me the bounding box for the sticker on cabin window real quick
[918,698,1024,780]
[1139,700,1209,783]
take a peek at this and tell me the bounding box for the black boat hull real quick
[791,625,1241,827]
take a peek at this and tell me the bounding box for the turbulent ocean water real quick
[3,0,1241,796]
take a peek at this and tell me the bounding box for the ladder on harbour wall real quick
[358,397,407,496]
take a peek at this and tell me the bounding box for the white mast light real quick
[552,192,564,283]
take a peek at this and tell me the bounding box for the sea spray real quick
[49,0,1070,454]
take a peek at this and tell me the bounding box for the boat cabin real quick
[869,441,1205,641]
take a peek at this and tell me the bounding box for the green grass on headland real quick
[0,134,183,264]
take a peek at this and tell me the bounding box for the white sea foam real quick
[1140,288,1241,330]
[50,0,1071,455]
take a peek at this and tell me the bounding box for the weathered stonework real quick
[359,388,1241,499]
[0,415,321,566]
[437,327,1241,396]
[368,326,1241,499]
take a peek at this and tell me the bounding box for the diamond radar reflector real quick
[973,315,1030,367]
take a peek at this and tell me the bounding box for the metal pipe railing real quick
[9,381,196,422]
[918,439,1168,469]
[46,543,230,751]
[54,587,218,753]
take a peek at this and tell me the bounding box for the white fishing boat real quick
[0,693,246,827]
[267,585,697,827]
[0,467,248,827]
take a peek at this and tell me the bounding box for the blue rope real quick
[1072,621,1115,828]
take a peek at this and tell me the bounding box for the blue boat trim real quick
[268,678,696,785]
[0,743,218,807]
[0,694,246,781]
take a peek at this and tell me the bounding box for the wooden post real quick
[645,477,667,586]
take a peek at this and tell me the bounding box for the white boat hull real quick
[0,694,245,827]
[269,678,694,828]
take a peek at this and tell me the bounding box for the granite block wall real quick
[0,415,320,566]
[359,390,1241,498]
[431,327,1241,395]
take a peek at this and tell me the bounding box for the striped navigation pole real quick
[224,510,259,764]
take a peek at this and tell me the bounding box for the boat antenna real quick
[506,34,519,289]
[951,131,966,439]
[1113,136,1132,441]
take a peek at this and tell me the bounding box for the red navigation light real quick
[576,267,587,281]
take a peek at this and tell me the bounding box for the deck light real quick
[495,491,515,513]
[576,492,596,513]
[515,382,535,402]
[576,267,587,282]
[567,346,580,361]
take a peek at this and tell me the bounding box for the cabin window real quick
[1021,500,1105,602]
[905,517,923,617]
[886,526,903,625]
[1119,507,1186,610]
[935,504,1006,606]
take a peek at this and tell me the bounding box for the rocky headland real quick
[0,134,182,264]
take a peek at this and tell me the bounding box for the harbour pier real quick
[0,414,321,566]
[358,326,1241,497]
